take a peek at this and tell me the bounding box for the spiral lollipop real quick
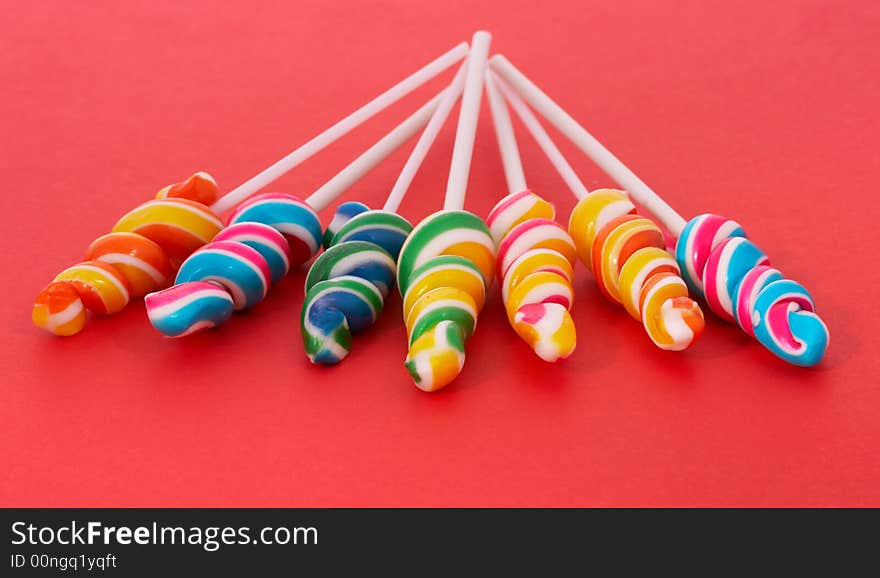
[148,90,446,337]
[483,72,577,361]
[492,55,828,365]
[396,31,495,392]
[32,41,468,337]
[491,71,704,351]
[301,64,468,364]
[32,173,224,336]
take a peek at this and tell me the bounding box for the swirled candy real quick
[568,188,636,269]
[397,210,495,296]
[112,197,223,265]
[300,205,411,365]
[702,237,769,323]
[675,214,829,365]
[395,210,496,391]
[85,233,173,298]
[53,261,131,315]
[155,171,221,206]
[301,276,384,364]
[502,249,573,304]
[145,234,278,337]
[214,222,291,285]
[174,241,271,310]
[486,189,555,241]
[32,282,87,337]
[490,192,577,362]
[732,265,784,336]
[305,241,396,299]
[569,190,704,351]
[404,320,467,393]
[674,214,746,297]
[405,286,478,346]
[402,256,486,320]
[144,281,234,337]
[499,234,577,361]
[227,193,322,268]
[323,201,370,249]
[752,278,828,366]
[513,303,577,362]
[496,218,577,277]
[34,261,132,336]
[329,210,413,260]
[33,172,221,337]
[146,192,325,338]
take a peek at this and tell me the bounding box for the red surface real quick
[2,0,878,507]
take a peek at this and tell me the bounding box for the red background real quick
[2,0,878,507]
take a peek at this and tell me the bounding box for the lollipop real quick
[397,31,495,392]
[493,70,705,351]
[34,41,468,336]
[492,55,828,366]
[33,173,224,336]
[302,62,469,364]
[147,88,447,337]
[483,71,577,361]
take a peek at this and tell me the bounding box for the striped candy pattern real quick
[301,276,384,364]
[32,173,222,336]
[569,189,705,351]
[322,201,370,249]
[214,222,291,285]
[488,191,577,362]
[145,193,323,337]
[397,210,495,392]
[227,193,323,268]
[300,207,411,364]
[144,281,234,337]
[675,214,828,366]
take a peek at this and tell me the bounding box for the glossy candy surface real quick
[301,276,384,364]
[397,210,495,296]
[300,205,411,365]
[676,214,828,365]
[32,173,222,336]
[305,241,396,299]
[329,210,412,260]
[85,232,173,298]
[569,189,705,351]
[322,201,370,249]
[144,281,234,337]
[174,241,270,310]
[227,193,322,268]
[32,282,87,337]
[486,189,555,241]
[490,192,577,362]
[155,171,221,206]
[53,261,131,315]
[396,210,495,390]
[146,193,325,338]
[112,197,223,265]
[404,320,466,393]
[214,222,291,285]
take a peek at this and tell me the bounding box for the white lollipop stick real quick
[444,31,492,211]
[490,54,687,236]
[484,70,526,195]
[493,72,590,201]
[209,42,469,214]
[305,91,444,212]
[383,61,468,213]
